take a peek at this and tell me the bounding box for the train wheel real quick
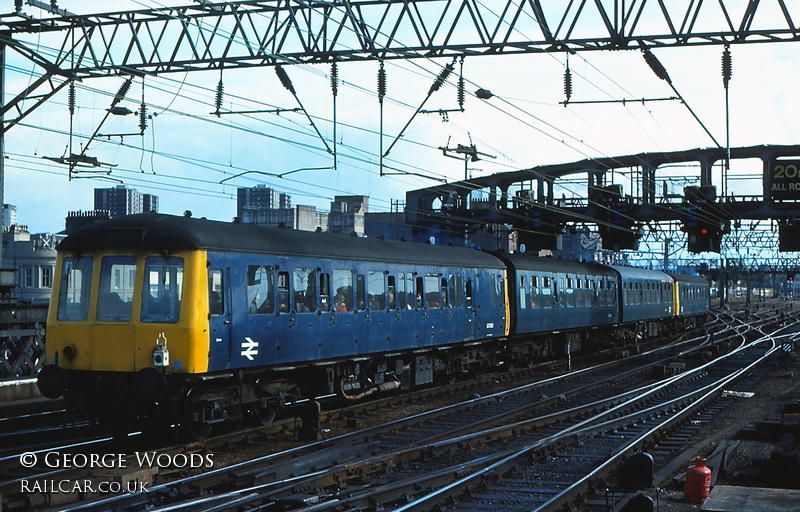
[186,421,212,441]
[254,404,276,426]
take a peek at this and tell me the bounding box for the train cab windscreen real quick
[56,256,94,321]
[141,256,184,323]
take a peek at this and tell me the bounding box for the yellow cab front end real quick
[38,248,210,402]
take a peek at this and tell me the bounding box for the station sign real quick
[769,160,800,201]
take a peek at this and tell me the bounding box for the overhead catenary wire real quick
[4,10,624,186]
[20,67,680,210]
[20,72,478,186]
[23,68,732,240]
[16,0,674,175]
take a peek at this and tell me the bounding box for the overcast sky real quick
[4,1,800,238]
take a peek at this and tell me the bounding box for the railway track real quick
[0,305,788,511]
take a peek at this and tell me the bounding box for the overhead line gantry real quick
[1,1,800,261]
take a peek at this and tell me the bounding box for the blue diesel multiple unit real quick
[38,214,709,433]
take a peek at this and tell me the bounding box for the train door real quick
[465,276,475,340]
[208,267,232,368]
[366,270,388,353]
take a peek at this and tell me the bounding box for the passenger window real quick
[209,269,224,316]
[367,271,385,310]
[333,270,352,312]
[406,274,415,310]
[56,256,94,321]
[448,275,456,308]
[293,268,316,313]
[425,274,440,309]
[397,273,406,310]
[519,275,527,309]
[456,274,463,308]
[277,272,290,313]
[246,266,273,314]
[490,275,496,307]
[440,277,449,308]
[141,256,184,324]
[465,278,473,308]
[97,256,136,322]
[597,279,604,305]
[415,276,424,309]
[585,279,592,307]
[541,276,552,309]
[566,277,574,308]
[320,273,331,312]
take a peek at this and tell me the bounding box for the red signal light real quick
[700,228,708,235]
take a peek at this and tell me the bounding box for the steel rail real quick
[393,315,795,511]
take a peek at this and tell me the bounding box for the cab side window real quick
[57,256,95,321]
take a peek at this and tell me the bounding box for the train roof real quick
[666,272,709,285]
[606,265,673,282]
[57,214,504,268]
[499,253,617,277]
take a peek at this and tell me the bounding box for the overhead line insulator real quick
[457,75,465,109]
[330,62,339,97]
[112,78,132,107]
[563,67,572,103]
[428,62,454,95]
[139,102,147,133]
[275,65,295,94]
[722,48,732,88]
[642,49,671,84]
[214,79,224,117]
[68,82,76,115]
[377,62,387,104]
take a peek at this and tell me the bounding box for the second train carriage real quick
[38,213,710,433]
[501,255,620,334]
[607,265,675,323]
[498,254,621,356]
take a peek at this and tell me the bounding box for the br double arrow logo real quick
[241,337,259,361]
